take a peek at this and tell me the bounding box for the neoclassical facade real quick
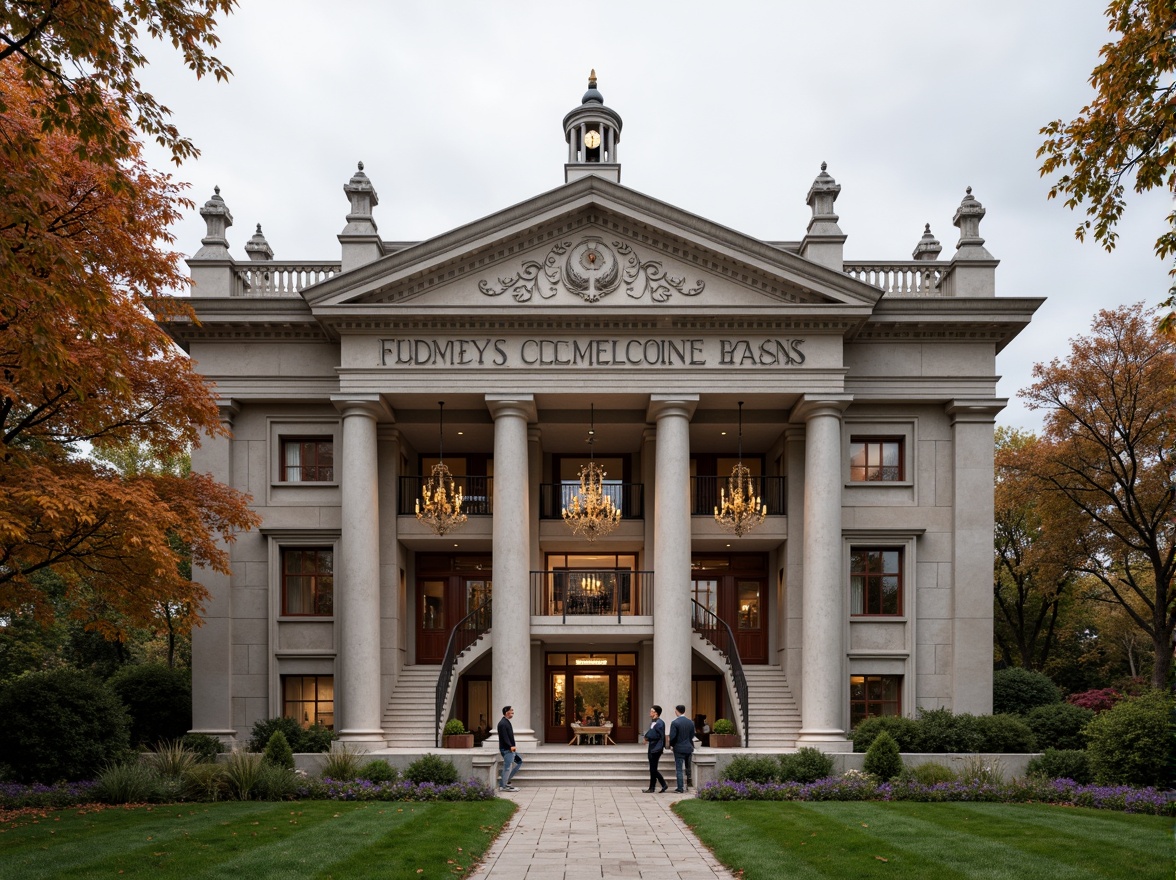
[167,76,1041,750]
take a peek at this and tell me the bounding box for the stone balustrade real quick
[843,261,948,297]
[233,262,343,296]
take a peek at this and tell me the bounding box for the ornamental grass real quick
[696,774,1174,815]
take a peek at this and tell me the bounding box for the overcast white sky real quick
[138,0,1172,432]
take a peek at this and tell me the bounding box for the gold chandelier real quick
[416,401,467,536]
[715,401,766,537]
[563,404,621,541]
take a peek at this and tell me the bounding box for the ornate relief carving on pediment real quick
[478,236,704,304]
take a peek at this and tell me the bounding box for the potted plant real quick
[442,718,474,749]
[709,718,740,748]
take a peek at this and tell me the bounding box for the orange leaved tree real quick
[1021,304,1175,688]
[0,65,258,637]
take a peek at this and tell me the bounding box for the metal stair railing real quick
[691,599,750,747]
[434,597,492,747]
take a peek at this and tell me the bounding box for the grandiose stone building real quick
[166,75,1041,751]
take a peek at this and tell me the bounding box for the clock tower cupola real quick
[563,70,622,184]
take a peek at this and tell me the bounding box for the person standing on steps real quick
[668,704,695,793]
[497,705,522,792]
[642,705,667,793]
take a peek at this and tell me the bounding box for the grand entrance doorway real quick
[544,652,637,744]
[415,554,492,664]
[692,553,769,664]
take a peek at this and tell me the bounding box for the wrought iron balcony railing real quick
[690,475,786,516]
[530,570,654,622]
[538,482,644,519]
[399,475,493,516]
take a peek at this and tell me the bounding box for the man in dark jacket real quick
[497,705,521,791]
[668,704,696,792]
[642,705,667,793]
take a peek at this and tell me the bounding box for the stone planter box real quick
[443,734,475,749]
[709,733,741,748]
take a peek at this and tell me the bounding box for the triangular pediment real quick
[306,177,880,318]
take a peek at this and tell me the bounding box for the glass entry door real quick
[544,653,636,744]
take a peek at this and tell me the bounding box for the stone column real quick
[190,399,238,741]
[332,394,389,743]
[377,426,402,710]
[782,425,806,686]
[948,399,1004,714]
[795,395,851,748]
[488,395,537,744]
[648,395,697,717]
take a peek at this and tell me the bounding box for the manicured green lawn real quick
[674,801,1170,880]
[0,799,516,879]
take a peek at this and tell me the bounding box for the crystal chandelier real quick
[562,404,621,541]
[714,401,766,537]
[416,401,467,536]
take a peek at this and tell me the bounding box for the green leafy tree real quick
[1037,0,1176,330]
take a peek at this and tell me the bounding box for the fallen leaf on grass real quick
[875,856,889,862]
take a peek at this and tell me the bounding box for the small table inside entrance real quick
[568,723,615,745]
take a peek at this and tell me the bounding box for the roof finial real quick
[588,68,597,87]
[358,161,364,171]
[820,161,827,172]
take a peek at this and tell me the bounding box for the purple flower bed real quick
[300,777,496,802]
[696,776,1174,816]
[0,781,100,810]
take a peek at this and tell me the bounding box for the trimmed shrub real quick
[973,713,1038,753]
[107,663,191,747]
[443,719,467,736]
[358,759,398,783]
[722,755,779,784]
[992,668,1061,715]
[301,722,336,753]
[248,717,304,754]
[863,731,903,781]
[712,719,735,735]
[910,708,983,753]
[1026,703,1095,751]
[94,761,164,804]
[1085,690,1175,788]
[1067,688,1122,713]
[181,733,225,764]
[851,715,919,752]
[0,668,131,782]
[778,748,834,783]
[1026,749,1092,784]
[404,753,459,785]
[263,731,295,770]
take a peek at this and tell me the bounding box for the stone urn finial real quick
[244,223,274,261]
[912,223,942,261]
[193,185,234,259]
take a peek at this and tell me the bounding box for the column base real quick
[795,729,852,752]
[335,729,388,747]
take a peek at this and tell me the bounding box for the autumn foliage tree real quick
[0,66,258,638]
[1021,304,1175,689]
[1037,0,1176,330]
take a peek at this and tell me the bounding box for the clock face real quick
[584,130,601,149]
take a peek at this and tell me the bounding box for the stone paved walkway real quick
[469,786,736,879]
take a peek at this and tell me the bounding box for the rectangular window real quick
[849,438,903,482]
[282,548,334,616]
[850,674,901,728]
[282,438,334,482]
[850,548,902,615]
[282,675,334,729]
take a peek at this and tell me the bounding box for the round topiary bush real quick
[1026,748,1092,784]
[863,731,903,781]
[711,718,735,735]
[248,717,305,753]
[778,747,834,783]
[108,663,192,747]
[972,713,1038,752]
[358,759,398,783]
[1025,702,1095,751]
[1084,690,1175,788]
[722,755,778,784]
[992,668,1061,715]
[0,668,131,782]
[443,718,467,736]
[851,715,919,752]
[404,753,459,785]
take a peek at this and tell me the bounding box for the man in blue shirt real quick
[668,704,696,793]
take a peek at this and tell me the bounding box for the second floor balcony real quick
[530,569,654,622]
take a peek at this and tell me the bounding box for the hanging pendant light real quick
[416,401,467,536]
[714,400,767,537]
[562,404,622,541]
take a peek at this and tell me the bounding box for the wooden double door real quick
[692,553,769,664]
[416,554,492,664]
